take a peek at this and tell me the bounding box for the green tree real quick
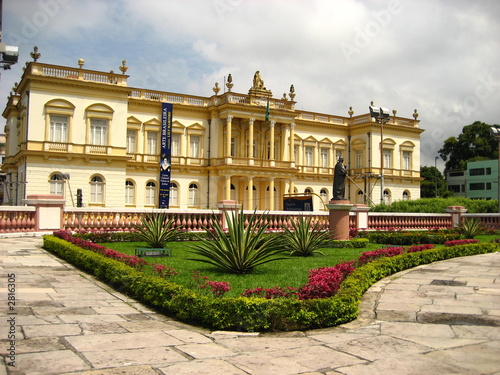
[438,121,498,171]
[420,166,447,198]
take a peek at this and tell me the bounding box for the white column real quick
[226,115,233,163]
[269,121,275,167]
[248,118,254,165]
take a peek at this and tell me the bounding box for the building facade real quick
[2,59,423,210]
[446,159,499,200]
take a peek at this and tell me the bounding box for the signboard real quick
[159,102,172,208]
[283,195,313,211]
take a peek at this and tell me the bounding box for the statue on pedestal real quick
[333,158,347,200]
[253,71,264,90]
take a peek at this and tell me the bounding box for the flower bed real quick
[43,232,499,331]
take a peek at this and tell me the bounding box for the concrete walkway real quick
[0,237,499,375]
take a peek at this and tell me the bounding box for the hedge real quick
[42,235,499,332]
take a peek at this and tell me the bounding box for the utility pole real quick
[369,104,390,204]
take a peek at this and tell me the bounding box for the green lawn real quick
[101,236,498,298]
[100,241,376,297]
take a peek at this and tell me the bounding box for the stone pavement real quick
[0,236,499,375]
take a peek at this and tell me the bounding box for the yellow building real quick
[2,58,423,210]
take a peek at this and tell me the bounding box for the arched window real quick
[320,188,328,203]
[125,180,135,205]
[357,190,364,204]
[383,189,391,205]
[170,182,178,207]
[90,176,104,203]
[189,183,199,206]
[49,173,65,196]
[305,188,312,194]
[146,181,156,206]
[403,190,410,201]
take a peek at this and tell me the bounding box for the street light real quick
[369,105,390,204]
[490,125,500,213]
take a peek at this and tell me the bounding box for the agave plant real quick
[459,218,484,239]
[135,213,180,248]
[283,215,330,256]
[188,210,288,274]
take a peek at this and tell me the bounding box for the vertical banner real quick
[159,102,172,208]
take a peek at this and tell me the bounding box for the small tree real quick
[283,216,330,256]
[135,213,180,248]
[188,210,288,274]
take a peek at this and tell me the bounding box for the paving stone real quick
[58,314,127,324]
[59,365,160,375]
[159,359,248,375]
[227,345,366,374]
[425,341,500,374]
[80,322,129,335]
[66,331,184,352]
[82,346,189,369]
[336,354,474,375]
[216,336,318,353]
[0,337,66,354]
[118,320,180,332]
[452,325,500,340]
[327,335,432,362]
[13,349,91,374]
[176,342,236,359]
[380,321,456,339]
[165,329,213,344]
[23,323,82,338]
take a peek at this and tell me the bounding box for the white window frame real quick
[169,182,178,206]
[125,180,135,205]
[403,151,411,170]
[305,146,313,166]
[126,130,136,154]
[320,148,329,168]
[49,174,64,196]
[190,135,201,158]
[90,119,108,146]
[171,133,181,156]
[147,131,158,155]
[189,183,199,206]
[50,115,68,143]
[90,176,104,203]
[145,181,156,206]
[355,149,363,168]
[384,149,392,169]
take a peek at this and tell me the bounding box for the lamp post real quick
[369,104,390,204]
[435,156,439,198]
[490,125,500,213]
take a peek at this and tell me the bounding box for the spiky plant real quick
[283,215,330,256]
[135,213,180,248]
[458,218,484,239]
[188,210,288,274]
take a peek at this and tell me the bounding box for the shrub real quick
[188,210,289,274]
[367,231,460,245]
[297,261,356,300]
[459,218,484,239]
[135,213,181,248]
[242,286,298,299]
[283,216,330,256]
[43,234,499,332]
[445,239,480,247]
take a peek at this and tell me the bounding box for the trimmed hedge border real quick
[42,235,499,332]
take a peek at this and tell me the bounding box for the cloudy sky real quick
[2,0,499,169]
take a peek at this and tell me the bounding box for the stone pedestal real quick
[351,204,370,230]
[327,200,353,241]
[446,205,467,228]
[23,194,65,231]
[216,200,242,230]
